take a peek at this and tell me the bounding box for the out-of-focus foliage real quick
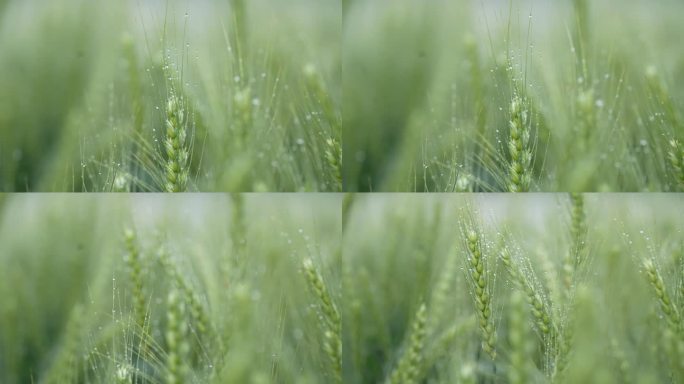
[0,0,341,192]
[0,193,341,383]
[343,0,684,191]
[343,194,684,383]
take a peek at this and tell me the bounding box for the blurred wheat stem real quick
[387,303,427,384]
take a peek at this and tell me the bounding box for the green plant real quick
[343,0,684,191]
[303,257,342,383]
[507,95,533,192]
[163,93,190,193]
[124,228,147,334]
[0,194,340,383]
[643,259,682,335]
[342,194,684,382]
[668,139,684,190]
[507,291,533,384]
[387,303,427,384]
[0,0,340,192]
[463,227,497,360]
[165,289,190,384]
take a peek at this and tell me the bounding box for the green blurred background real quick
[0,0,340,191]
[343,0,684,191]
[343,193,684,382]
[0,193,341,383]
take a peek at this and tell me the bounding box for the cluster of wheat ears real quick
[0,194,684,383]
[342,194,684,383]
[1,194,682,383]
[340,0,684,192]
[0,195,342,383]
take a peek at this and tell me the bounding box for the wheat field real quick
[0,194,341,383]
[343,0,684,192]
[2,194,682,383]
[343,193,684,383]
[0,0,340,192]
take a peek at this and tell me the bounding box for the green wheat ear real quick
[507,95,532,192]
[164,94,189,193]
[42,304,84,384]
[302,258,341,383]
[304,63,342,191]
[508,291,533,384]
[387,303,427,384]
[668,139,684,191]
[166,289,190,384]
[325,137,342,189]
[563,193,587,299]
[500,247,555,343]
[643,259,682,334]
[157,248,214,355]
[464,228,496,360]
[124,229,147,334]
